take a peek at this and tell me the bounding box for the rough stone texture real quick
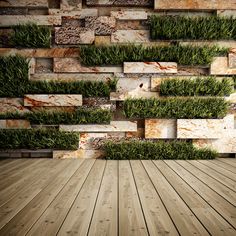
[86,0,153,6]
[0,7,27,15]
[111,10,148,20]
[53,150,104,159]
[85,16,116,35]
[154,0,236,10]
[210,57,236,75]
[0,15,62,26]
[54,58,122,73]
[0,0,48,7]
[35,58,53,73]
[83,97,115,110]
[111,30,150,43]
[145,119,177,139]
[49,8,98,18]
[24,95,83,107]
[177,115,235,139]
[60,121,137,132]
[124,62,178,74]
[60,0,82,10]
[55,27,95,45]
[116,20,147,30]
[94,36,111,45]
[229,48,236,68]
[0,120,30,129]
[0,98,30,114]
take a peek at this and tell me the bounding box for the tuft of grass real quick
[123,97,229,119]
[104,140,217,160]
[150,15,236,40]
[79,44,227,66]
[10,23,51,48]
[0,129,80,150]
[25,108,112,125]
[160,77,233,96]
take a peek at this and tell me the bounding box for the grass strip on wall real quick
[150,16,236,40]
[79,44,227,66]
[0,129,80,150]
[104,140,216,160]
[123,97,228,119]
[10,23,51,48]
[160,77,233,96]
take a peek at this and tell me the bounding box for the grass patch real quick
[150,16,236,40]
[104,140,216,160]
[79,44,227,66]
[123,97,228,119]
[0,129,79,150]
[10,23,51,48]
[160,77,233,96]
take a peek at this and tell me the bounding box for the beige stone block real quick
[111,30,150,43]
[0,98,30,114]
[53,149,104,159]
[60,121,137,132]
[229,48,236,68]
[29,58,36,75]
[210,57,236,75]
[110,10,148,20]
[126,128,145,139]
[145,119,177,139]
[0,0,48,7]
[60,0,82,10]
[110,91,159,101]
[48,8,98,18]
[86,0,152,6]
[0,15,62,26]
[217,10,236,17]
[94,36,111,45]
[24,95,82,107]
[226,92,236,103]
[124,62,177,74]
[54,58,122,73]
[0,120,30,129]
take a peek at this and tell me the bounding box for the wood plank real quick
[130,160,178,236]
[189,160,236,191]
[177,160,236,206]
[0,160,83,235]
[119,160,148,236]
[153,160,236,236]
[88,161,118,236]
[213,160,236,174]
[27,159,95,236]
[217,159,236,168]
[0,159,30,176]
[165,160,236,228]
[142,160,209,236]
[57,160,106,236]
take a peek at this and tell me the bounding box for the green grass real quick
[104,140,217,160]
[150,16,236,40]
[160,77,233,96]
[123,97,229,119]
[0,129,80,150]
[79,44,227,66]
[10,23,51,48]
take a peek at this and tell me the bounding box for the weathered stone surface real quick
[0,98,30,114]
[180,41,236,49]
[0,15,62,26]
[0,7,27,15]
[35,58,53,73]
[124,62,177,74]
[177,115,235,139]
[29,58,36,75]
[55,27,95,45]
[85,16,116,35]
[94,36,111,45]
[126,128,145,138]
[226,92,236,103]
[154,0,236,10]
[217,10,236,17]
[60,121,137,132]
[116,20,147,30]
[53,149,104,159]
[86,0,153,6]
[49,8,98,18]
[0,0,48,7]
[0,48,80,58]
[0,120,30,129]
[111,30,150,43]
[24,95,83,107]
[111,10,148,20]
[210,57,236,75]
[229,48,236,68]
[0,29,13,47]
[60,0,82,10]
[145,119,177,139]
[83,97,115,110]
[54,58,122,73]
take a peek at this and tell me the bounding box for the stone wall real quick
[0,0,236,158]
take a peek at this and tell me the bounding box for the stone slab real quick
[145,119,177,139]
[0,120,30,129]
[55,27,95,45]
[229,48,236,68]
[24,95,83,107]
[111,30,150,43]
[85,16,116,35]
[210,57,236,75]
[49,8,98,18]
[53,149,104,159]
[154,0,236,10]
[0,0,48,7]
[226,92,236,103]
[110,10,148,20]
[0,15,62,26]
[124,62,177,74]
[60,121,137,132]
[86,0,153,6]
[0,98,30,114]
[54,58,122,73]
[94,36,111,45]
[217,10,236,17]
[60,0,82,10]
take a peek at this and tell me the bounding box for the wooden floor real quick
[0,158,235,236]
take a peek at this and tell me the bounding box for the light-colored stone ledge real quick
[111,30,150,43]
[110,10,148,20]
[210,57,236,75]
[53,150,104,159]
[0,0,48,8]
[49,8,98,18]
[229,48,236,69]
[0,98,30,114]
